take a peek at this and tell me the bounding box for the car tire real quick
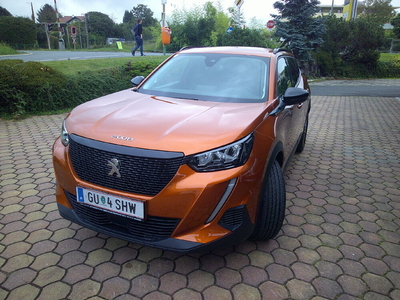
[295,114,308,153]
[249,160,286,241]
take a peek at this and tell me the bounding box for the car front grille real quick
[68,134,184,196]
[66,191,180,242]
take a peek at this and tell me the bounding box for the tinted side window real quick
[286,57,300,86]
[276,58,292,96]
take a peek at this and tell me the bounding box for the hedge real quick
[0,58,164,117]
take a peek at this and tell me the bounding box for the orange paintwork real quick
[52,46,310,249]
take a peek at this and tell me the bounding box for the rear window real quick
[139,53,270,103]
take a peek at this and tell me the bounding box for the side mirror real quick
[131,76,145,87]
[282,87,309,105]
[270,87,309,116]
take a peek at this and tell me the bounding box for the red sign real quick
[70,26,77,36]
[267,20,275,29]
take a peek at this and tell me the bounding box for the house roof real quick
[58,16,85,24]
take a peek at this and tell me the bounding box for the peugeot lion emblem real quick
[107,158,121,178]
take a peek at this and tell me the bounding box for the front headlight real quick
[60,120,69,146]
[188,133,253,172]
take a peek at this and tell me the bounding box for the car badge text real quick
[111,135,134,141]
[107,158,121,178]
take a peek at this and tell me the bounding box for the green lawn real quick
[0,43,18,55]
[43,55,169,75]
[380,52,400,62]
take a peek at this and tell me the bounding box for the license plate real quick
[76,187,145,220]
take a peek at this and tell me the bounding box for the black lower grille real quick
[66,191,180,242]
[68,134,184,196]
[219,205,244,231]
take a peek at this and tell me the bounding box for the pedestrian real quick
[131,19,145,56]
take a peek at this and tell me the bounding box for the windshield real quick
[139,53,270,103]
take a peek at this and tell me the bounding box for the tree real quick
[168,2,229,50]
[228,6,246,27]
[221,27,267,47]
[358,0,395,25]
[131,4,158,28]
[0,6,12,17]
[390,13,400,38]
[36,4,57,23]
[123,10,133,23]
[315,16,385,76]
[0,16,37,47]
[272,0,325,73]
[86,11,115,38]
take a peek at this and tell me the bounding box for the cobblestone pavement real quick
[310,78,400,86]
[1,95,399,300]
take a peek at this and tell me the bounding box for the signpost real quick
[234,0,244,27]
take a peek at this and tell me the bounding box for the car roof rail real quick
[273,48,292,54]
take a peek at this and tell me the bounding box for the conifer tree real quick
[272,0,325,72]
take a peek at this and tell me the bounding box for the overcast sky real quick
[2,0,400,26]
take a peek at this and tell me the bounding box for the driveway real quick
[0,84,399,299]
[310,79,400,97]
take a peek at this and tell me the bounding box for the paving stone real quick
[312,277,343,299]
[271,248,297,266]
[36,282,71,300]
[174,256,200,274]
[99,277,130,299]
[2,268,37,290]
[232,283,261,300]
[200,253,226,273]
[266,263,294,284]
[173,288,202,300]
[225,252,250,270]
[5,284,40,300]
[337,275,367,296]
[241,265,268,286]
[315,261,343,280]
[287,279,316,300]
[188,270,214,291]
[203,286,232,300]
[68,279,101,300]
[142,291,171,300]
[30,252,61,271]
[120,260,147,280]
[85,248,113,267]
[33,266,65,287]
[159,272,187,294]
[362,273,394,295]
[129,274,159,298]
[215,267,242,289]
[63,264,93,284]
[259,281,289,300]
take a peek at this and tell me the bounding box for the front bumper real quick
[58,193,254,253]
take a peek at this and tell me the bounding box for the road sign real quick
[267,20,275,29]
[234,0,244,8]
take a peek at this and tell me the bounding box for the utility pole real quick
[54,0,65,50]
[234,0,244,27]
[162,0,166,55]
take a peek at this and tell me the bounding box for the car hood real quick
[66,89,268,154]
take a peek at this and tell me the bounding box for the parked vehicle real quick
[52,46,311,252]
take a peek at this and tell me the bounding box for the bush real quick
[0,60,66,116]
[0,16,37,47]
[0,58,165,117]
[220,28,268,47]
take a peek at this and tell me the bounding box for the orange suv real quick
[52,46,311,252]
